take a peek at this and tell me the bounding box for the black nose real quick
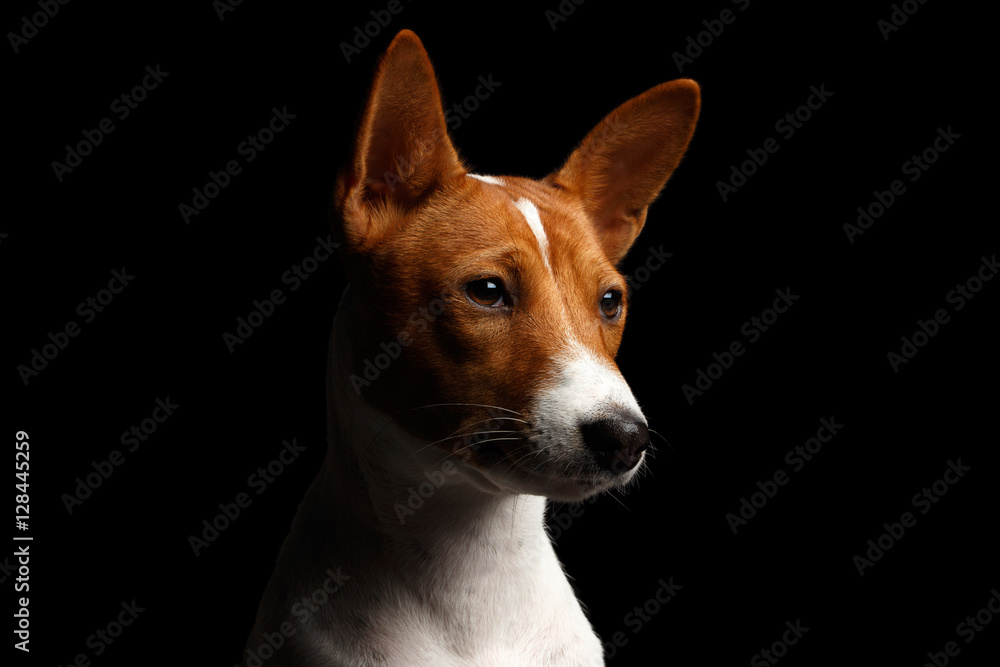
[580,416,649,473]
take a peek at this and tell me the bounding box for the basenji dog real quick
[244,29,699,667]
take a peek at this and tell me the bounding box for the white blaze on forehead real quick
[467,173,505,186]
[513,198,552,274]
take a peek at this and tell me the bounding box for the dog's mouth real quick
[446,429,637,501]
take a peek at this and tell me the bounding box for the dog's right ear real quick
[549,79,700,266]
[332,30,464,251]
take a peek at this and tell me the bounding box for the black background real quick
[6,0,996,665]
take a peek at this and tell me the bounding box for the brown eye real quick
[467,278,506,307]
[600,290,622,319]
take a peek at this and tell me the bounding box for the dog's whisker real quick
[522,452,552,478]
[254,25,696,663]
[647,427,676,454]
[487,443,535,471]
[498,450,553,488]
[509,448,544,473]
[488,445,541,482]
[604,488,631,511]
[397,402,524,417]
[356,413,408,458]
[426,432,523,468]
[452,436,525,458]
[414,428,519,458]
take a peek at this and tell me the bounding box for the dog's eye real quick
[600,290,622,319]
[467,278,506,308]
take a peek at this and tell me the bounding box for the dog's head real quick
[331,30,699,501]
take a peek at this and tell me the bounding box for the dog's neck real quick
[322,286,550,586]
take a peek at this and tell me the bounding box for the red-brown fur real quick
[331,30,699,471]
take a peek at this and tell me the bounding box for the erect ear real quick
[549,79,700,265]
[332,30,465,250]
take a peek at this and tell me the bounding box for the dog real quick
[244,29,699,666]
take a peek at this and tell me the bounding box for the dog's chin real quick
[528,475,616,503]
[524,463,642,502]
[455,445,641,502]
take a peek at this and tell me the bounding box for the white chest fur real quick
[245,292,606,666]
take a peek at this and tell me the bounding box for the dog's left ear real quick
[549,79,700,265]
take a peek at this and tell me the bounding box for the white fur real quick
[467,173,505,185]
[531,338,647,486]
[513,198,553,275]
[243,288,606,666]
